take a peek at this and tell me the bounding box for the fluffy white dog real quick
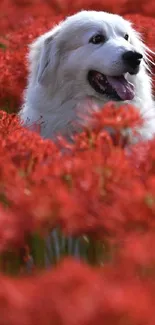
[20,10,155,141]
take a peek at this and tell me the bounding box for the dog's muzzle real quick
[87,51,142,101]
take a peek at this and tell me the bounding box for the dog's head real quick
[29,11,151,105]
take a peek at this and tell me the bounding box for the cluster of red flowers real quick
[0,105,143,249]
[0,103,155,324]
[0,0,155,324]
[1,257,155,325]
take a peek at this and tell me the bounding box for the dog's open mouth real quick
[88,70,135,101]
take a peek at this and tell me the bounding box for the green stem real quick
[85,237,108,266]
[29,233,46,269]
[0,251,21,276]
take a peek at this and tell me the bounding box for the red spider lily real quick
[0,105,150,248]
[0,258,155,325]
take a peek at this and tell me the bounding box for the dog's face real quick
[35,11,147,105]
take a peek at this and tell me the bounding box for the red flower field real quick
[0,1,155,324]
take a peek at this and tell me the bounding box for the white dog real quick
[20,10,155,141]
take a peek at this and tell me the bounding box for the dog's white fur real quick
[20,10,155,141]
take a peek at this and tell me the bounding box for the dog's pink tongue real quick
[106,76,135,100]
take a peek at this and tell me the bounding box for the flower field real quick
[0,1,155,324]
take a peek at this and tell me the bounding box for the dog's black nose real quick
[122,51,143,69]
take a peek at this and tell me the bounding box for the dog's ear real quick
[37,34,58,84]
[28,27,60,85]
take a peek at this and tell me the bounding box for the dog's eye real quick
[124,34,129,41]
[89,34,105,44]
